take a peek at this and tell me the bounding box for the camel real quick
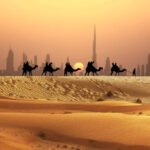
[111,67,127,76]
[85,67,103,76]
[64,63,81,76]
[85,61,103,76]
[22,64,38,76]
[42,63,60,76]
[64,68,81,76]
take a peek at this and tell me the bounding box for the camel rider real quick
[48,62,53,70]
[112,63,119,71]
[45,62,49,67]
[23,61,29,69]
[26,61,29,67]
[66,62,72,70]
[87,61,94,68]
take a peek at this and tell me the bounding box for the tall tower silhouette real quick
[6,48,15,74]
[46,54,50,62]
[141,64,145,76]
[23,52,28,63]
[148,54,150,75]
[92,25,97,67]
[34,56,38,65]
[145,53,150,76]
[104,57,111,75]
[67,57,70,63]
[137,64,140,76]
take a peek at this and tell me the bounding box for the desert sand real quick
[0,76,150,150]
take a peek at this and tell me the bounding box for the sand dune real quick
[0,111,150,150]
[0,99,150,150]
[0,76,150,150]
[0,76,150,102]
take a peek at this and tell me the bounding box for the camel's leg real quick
[24,71,27,76]
[110,71,113,76]
[64,71,67,76]
[41,71,43,76]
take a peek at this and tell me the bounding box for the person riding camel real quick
[23,61,29,69]
[87,61,94,70]
[111,62,127,76]
[85,61,103,76]
[64,62,81,76]
[65,62,72,70]
[112,63,119,71]
[45,62,49,67]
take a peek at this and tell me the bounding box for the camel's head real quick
[35,65,38,68]
[99,67,103,70]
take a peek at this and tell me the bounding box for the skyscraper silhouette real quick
[59,63,64,76]
[46,54,50,62]
[137,64,140,76]
[148,54,150,75]
[67,57,70,63]
[34,56,38,65]
[23,53,28,63]
[146,64,148,76]
[92,25,97,67]
[6,48,15,75]
[104,57,111,75]
[141,64,145,76]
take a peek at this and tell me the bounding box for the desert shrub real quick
[106,91,113,97]
[96,98,104,102]
[38,132,46,139]
[62,145,68,148]
[135,98,142,104]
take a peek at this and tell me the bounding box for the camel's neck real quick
[32,66,37,70]
[98,67,103,71]
[97,67,101,71]
[54,68,59,71]
[74,68,80,72]
[119,69,126,72]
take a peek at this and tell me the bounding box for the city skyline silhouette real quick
[0,48,150,76]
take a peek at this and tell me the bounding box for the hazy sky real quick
[0,0,150,70]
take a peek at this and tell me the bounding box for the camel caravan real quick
[22,61,127,76]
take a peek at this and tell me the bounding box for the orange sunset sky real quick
[0,0,150,70]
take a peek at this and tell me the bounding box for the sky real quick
[0,0,150,70]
